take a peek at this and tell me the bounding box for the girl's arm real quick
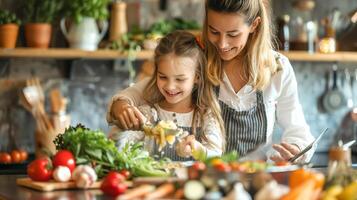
[273,55,315,162]
[201,112,224,158]
[176,112,223,159]
[107,78,150,129]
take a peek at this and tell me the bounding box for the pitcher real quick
[60,17,108,51]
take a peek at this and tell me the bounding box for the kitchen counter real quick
[0,175,108,200]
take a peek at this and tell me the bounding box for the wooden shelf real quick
[279,51,357,62]
[1,48,357,62]
[0,48,154,60]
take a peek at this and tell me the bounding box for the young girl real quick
[109,30,225,161]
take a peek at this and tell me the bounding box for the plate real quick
[265,164,300,173]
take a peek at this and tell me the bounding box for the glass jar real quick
[326,145,352,187]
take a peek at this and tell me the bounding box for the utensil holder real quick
[35,114,70,158]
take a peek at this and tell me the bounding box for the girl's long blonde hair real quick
[144,30,225,150]
[203,0,280,90]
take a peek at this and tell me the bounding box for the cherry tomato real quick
[119,169,131,180]
[18,149,28,162]
[101,171,127,196]
[275,161,290,166]
[210,158,223,166]
[27,158,53,181]
[213,162,231,172]
[0,153,12,164]
[106,171,125,182]
[52,150,76,172]
[192,162,206,171]
[11,150,22,163]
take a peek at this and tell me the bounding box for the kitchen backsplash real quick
[0,0,356,153]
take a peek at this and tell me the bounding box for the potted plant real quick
[0,9,21,48]
[23,0,62,48]
[60,0,111,51]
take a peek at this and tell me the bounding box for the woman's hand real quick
[270,142,300,163]
[111,100,146,130]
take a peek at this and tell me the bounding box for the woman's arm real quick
[107,78,150,129]
[273,55,315,162]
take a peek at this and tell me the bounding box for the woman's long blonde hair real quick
[144,30,225,150]
[203,0,280,90]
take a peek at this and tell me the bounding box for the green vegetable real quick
[53,124,171,178]
[205,151,239,165]
[0,9,21,25]
[23,0,63,23]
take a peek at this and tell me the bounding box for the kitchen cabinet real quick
[1,48,357,63]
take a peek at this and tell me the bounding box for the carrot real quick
[117,184,155,200]
[144,183,175,200]
[280,179,315,200]
[173,188,184,199]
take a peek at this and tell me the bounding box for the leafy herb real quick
[205,151,239,165]
[0,9,21,25]
[53,124,171,178]
[23,0,63,23]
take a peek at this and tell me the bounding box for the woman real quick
[107,0,314,162]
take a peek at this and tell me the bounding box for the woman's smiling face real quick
[207,9,253,61]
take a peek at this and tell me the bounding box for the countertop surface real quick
[0,175,108,200]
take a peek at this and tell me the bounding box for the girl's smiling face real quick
[156,53,197,111]
[207,9,254,61]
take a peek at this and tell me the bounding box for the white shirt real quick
[107,52,315,161]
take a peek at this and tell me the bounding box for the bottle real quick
[318,18,336,53]
[277,15,290,51]
[109,1,128,41]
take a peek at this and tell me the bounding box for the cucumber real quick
[132,163,171,177]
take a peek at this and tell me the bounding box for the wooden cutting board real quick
[16,178,102,192]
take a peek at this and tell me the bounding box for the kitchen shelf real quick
[1,48,357,62]
[279,51,357,62]
[0,48,154,60]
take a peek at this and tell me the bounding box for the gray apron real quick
[152,127,191,161]
[216,87,268,156]
[152,116,201,161]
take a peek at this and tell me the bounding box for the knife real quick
[288,128,329,163]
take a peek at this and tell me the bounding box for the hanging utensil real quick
[322,65,346,112]
[288,128,329,163]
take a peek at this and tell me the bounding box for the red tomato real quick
[18,149,28,162]
[11,150,22,163]
[275,161,290,166]
[106,171,125,182]
[52,150,76,172]
[192,162,206,171]
[101,172,127,196]
[0,153,12,164]
[119,169,131,180]
[27,158,53,181]
[214,162,231,172]
[230,162,243,172]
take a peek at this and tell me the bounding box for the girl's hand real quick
[176,135,195,157]
[270,142,300,163]
[176,135,206,160]
[111,100,146,130]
